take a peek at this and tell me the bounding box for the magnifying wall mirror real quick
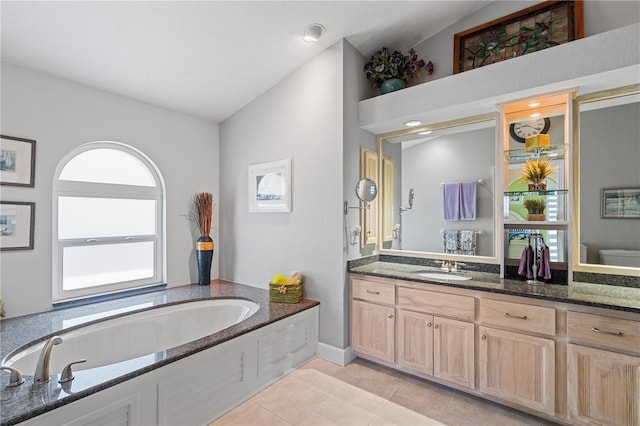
[378,115,497,260]
[574,84,640,277]
[355,178,378,203]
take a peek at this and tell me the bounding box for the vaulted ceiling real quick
[1,1,489,123]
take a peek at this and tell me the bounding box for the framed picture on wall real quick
[0,135,36,187]
[601,188,640,218]
[248,158,292,213]
[0,201,35,250]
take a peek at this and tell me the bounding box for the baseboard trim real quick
[316,342,356,366]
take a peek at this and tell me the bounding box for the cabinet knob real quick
[434,324,439,330]
[387,314,394,319]
[481,335,487,340]
[426,322,432,328]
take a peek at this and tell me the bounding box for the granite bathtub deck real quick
[0,281,319,426]
[350,261,640,313]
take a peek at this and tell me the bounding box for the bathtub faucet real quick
[34,335,63,384]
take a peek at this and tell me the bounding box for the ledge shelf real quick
[504,221,569,230]
[504,144,567,162]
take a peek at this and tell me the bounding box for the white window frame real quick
[52,141,165,302]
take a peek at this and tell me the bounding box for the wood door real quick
[360,148,379,246]
[478,326,555,415]
[397,309,433,375]
[351,300,395,363]
[567,344,640,426]
[434,317,475,389]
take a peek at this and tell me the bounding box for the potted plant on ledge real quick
[524,197,546,221]
[364,47,434,95]
[521,158,554,191]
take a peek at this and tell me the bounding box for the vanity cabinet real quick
[350,273,640,424]
[351,277,395,363]
[396,286,475,388]
[566,311,640,426]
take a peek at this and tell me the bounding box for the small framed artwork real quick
[1,135,36,187]
[248,158,292,213]
[0,201,35,251]
[601,188,640,219]
[453,1,584,74]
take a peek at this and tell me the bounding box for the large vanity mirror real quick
[378,114,498,261]
[574,84,640,276]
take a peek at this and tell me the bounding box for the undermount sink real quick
[416,271,472,281]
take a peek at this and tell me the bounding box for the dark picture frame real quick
[454,1,584,74]
[0,201,35,250]
[0,135,36,187]
[601,188,640,219]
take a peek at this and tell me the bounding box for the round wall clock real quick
[509,117,551,143]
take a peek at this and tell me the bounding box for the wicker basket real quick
[269,281,303,303]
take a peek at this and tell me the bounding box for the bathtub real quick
[3,298,259,373]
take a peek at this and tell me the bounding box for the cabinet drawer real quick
[567,311,640,354]
[351,278,395,305]
[397,287,474,322]
[479,299,555,336]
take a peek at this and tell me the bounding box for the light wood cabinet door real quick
[567,344,640,426]
[397,310,433,375]
[360,148,379,246]
[434,317,475,389]
[478,326,555,415]
[351,300,395,363]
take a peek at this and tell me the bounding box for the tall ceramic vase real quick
[196,236,214,285]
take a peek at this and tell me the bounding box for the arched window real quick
[53,142,164,302]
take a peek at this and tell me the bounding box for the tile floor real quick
[212,357,559,426]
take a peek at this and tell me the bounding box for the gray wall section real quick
[220,41,346,349]
[0,63,220,318]
[580,101,640,263]
[400,127,495,256]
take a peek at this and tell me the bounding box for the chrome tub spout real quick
[34,336,63,384]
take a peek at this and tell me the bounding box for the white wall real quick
[0,63,219,318]
[219,42,346,349]
[412,0,640,83]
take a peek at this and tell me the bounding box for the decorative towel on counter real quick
[460,181,477,220]
[517,245,534,279]
[459,230,477,255]
[443,183,461,221]
[539,245,552,280]
[443,230,459,253]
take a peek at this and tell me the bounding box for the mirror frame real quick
[376,113,501,264]
[572,83,640,277]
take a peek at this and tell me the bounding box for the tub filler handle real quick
[34,335,63,384]
[0,366,25,387]
[59,359,87,384]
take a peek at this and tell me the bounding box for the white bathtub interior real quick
[3,299,259,373]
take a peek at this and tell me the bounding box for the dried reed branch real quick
[193,192,213,237]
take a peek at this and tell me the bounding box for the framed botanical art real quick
[248,158,292,213]
[601,188,640,219]
[0,201,35,251]
[0,135,36,187]
[454,1,584,74]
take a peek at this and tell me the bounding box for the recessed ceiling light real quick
[528,102,541,108]
[418,130,432,135]
[530,112,541,118]
[405,120,422,127]
[301,24,325,43]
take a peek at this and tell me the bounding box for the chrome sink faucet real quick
[34,336,62,384]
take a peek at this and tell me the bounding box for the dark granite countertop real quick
[0,281,319,426]
[350,261,640,313]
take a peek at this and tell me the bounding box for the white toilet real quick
[599,249,640,267]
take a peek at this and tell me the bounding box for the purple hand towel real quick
[517,246,529,276]
[460,181,477,220]
[443,183,461,221]
[541,246,552,280]
[526,246,534,279]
